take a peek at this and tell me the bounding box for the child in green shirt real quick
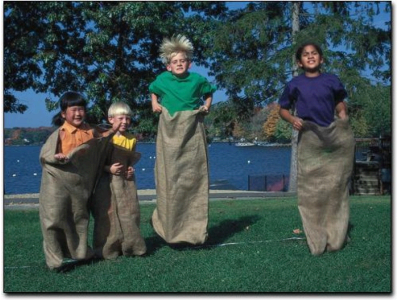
[149,35,216,246]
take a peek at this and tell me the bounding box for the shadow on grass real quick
[169,214,262,252]
[144,214,262,253]
[144,235,168,256]
[206,214,262,246]
[55,257,102,273]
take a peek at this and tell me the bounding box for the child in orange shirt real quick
[39,91,114,271]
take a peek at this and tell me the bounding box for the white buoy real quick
[12,174,16,177]
[33,173,37,176]
[142,168,145,171]
[17,160,20,162]
[248,160,251,164]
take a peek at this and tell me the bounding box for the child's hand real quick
[54,153,69,162]
[292,117,303,131]
[111,121,123,134]
[125,166,134,180]
[110,163,124,176]
[199,105,210,114]
[152,102,163,113]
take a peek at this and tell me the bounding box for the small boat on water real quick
[255,142,280,147]
[234,142,255,147]
[234,141,291,147]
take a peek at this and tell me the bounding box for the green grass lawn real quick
[4,196,391,293]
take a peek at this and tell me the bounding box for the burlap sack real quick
[152,108,209,244]
[91,145,146,259]
[297,118,355,255]
[39,130,112,269]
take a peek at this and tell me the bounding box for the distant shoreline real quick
[4,141,293,147]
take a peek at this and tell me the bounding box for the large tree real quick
[4,1,227,132]
[4,1,391,137]
[206,1,390,110]
[206,1,391,191]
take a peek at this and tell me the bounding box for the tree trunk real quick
[288,2,300,192]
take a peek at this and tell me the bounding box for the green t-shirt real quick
[149,71,217,116]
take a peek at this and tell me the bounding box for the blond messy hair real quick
[159,34,194,65]
[108,102,133,117]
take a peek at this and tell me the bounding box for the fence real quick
[351,136,391,195]
[247,136,391,195]
[248,174,289,192]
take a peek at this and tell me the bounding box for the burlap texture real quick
[297,118,355,255]
[152,108,209,244]
[39,130,112,269]
[91,145,146,259]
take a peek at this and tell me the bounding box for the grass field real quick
[3,196,391,293]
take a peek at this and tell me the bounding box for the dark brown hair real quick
[295,42,324,61]
[52,91,87,126]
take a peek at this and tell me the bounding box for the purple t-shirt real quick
[279,73,347,127]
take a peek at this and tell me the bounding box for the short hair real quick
[59,91,87,111]
[52,91,87,126]
[108,102,133,117]
[295,42,324,61]
[159,34,194,65]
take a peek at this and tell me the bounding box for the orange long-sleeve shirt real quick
[58,122,95,155]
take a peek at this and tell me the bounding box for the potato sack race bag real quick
[297,118,355,255]
[152,107,209,245]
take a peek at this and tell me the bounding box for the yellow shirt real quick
[112,133,137,151]
[59,122,94,155]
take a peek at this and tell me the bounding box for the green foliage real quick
[4,196,391,292]
[206,100,238,139]
[274,118,293,143]
[208,2,391,139]
[207,2,292,105]
[348,84,391,137]
[4,2,391,139]
[4,1,227,124]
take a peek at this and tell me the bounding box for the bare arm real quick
[151,93,162,113]
[335,101,347,120]
[200,94,213,113]
[279,107,303,131]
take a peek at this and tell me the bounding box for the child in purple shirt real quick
[279,43,347,127]
[278,42,354,256]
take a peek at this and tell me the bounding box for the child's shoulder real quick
[114,132,136,141]
[157,71,172,78]
[319,73,343,85]
[290,73,339,84]
[187,72,210,84]
[189,72,205,79]
[320,72,340,79]
[287,73,307,86]
[124,132,136,140]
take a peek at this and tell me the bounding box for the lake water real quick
[3,143,292,195]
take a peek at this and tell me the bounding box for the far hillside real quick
[4,127,55,146]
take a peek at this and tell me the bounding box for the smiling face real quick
[109,114,131,134]
[61,106,86,128]
[167,52,191,77]
[297,45,324,75]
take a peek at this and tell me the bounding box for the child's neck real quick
[115,131,125,137]
[304,70,321,78]
[66,121,85,129]
[172,72,189,79]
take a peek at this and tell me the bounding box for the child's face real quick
[61,106,86,128]
[167,52,191,77]
[297,45,323,72]
[109,114,131,133]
